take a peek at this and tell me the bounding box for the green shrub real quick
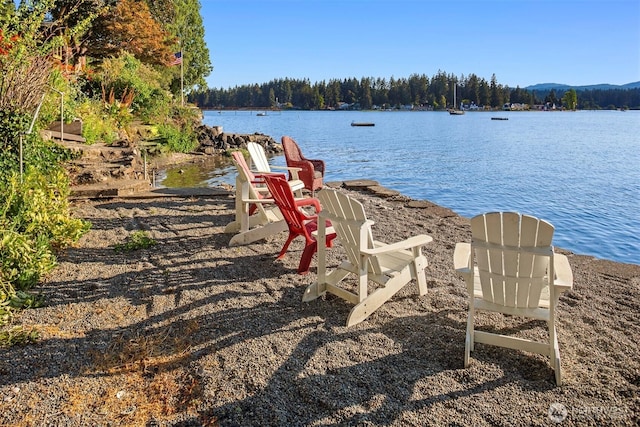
[0,169,90,290]
[94,53,172,124]
[171,104,202,128]
[77,100,119,144]
[156,122,198,153]
[0,166,90,327]
[0,0,93,335]
[0,226,56,290]
[0,109,31,148]
[0,109,77,186]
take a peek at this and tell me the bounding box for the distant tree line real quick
[190,71,640,111]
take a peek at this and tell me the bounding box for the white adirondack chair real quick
[247,142,304,197]
[303,189,433,327]
[224,151,287,246]
[453,212,573,385]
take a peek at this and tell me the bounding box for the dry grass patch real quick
[56,320,217,425]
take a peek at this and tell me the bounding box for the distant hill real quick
[525,82,640,91]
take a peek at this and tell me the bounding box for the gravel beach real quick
[0,181,638,426]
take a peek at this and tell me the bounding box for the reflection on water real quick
[156,156,236,188]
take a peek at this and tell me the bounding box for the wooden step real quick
[42,130,86,143]
[69,159,136,168]
[70,179,152,199]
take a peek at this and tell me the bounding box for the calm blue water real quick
[172,110,640,265]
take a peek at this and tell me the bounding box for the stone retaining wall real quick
[195,124,282,155]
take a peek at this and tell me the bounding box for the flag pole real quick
[180,41,184,106]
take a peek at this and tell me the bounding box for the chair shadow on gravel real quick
[206,308,554,426]
[41,197,278,310]
[0,267,557,426]
[41,235,294,314]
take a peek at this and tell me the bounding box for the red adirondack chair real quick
[262,174,336,274]
[281,136,325,195]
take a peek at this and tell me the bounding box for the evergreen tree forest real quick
[190,72,640,111]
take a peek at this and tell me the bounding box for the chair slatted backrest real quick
[471,212,554,308]
[247,142,271,173]
[318,189,382,275]
[232,151,258,185]
[263,174,305,235]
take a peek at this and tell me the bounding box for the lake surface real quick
[160,109,640,265]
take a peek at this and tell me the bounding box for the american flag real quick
[169,52,182,66]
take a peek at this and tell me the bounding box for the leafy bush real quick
[156,122,198,153]
[0,109,31,186]
[0,167,90,327]
[92,53,172,124]
[0,111,87,329]
[141,87,172,124]
[77,99,119,145]
[1,169,90,289]
[148,103,202,153]
[0,226,56,290]
[170,103,203,128]
[0,110,78,185]
[0,2,91,331]
[0,108,30,146]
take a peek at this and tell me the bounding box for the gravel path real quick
[0,182,638,426]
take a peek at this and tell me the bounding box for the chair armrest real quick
[288,159,313,170]
[295,197,321,213]
[553,253,573,291]
[255,172,286,180]
[270,165,301,172]
[309,159,325,174]
[270,165,302,180]
[362,234,432,256]
[287,160,318,185]
[243,197,275,204]
[454,243,472,273]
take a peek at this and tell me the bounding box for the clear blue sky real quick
[201,0,640,89]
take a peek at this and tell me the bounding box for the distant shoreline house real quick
[462,102,481,111]
[532,103,559,111]
[503,103,531,111]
